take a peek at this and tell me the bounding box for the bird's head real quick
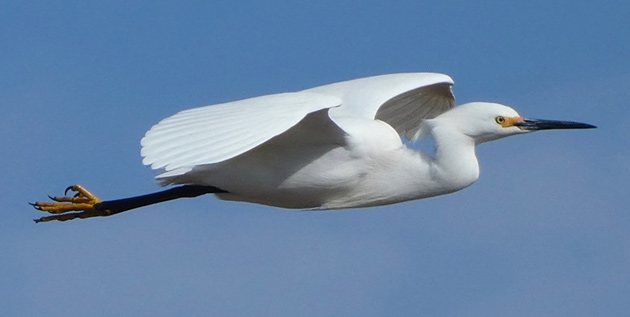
[430,102,596,144]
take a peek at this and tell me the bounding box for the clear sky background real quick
[2,1,629,316]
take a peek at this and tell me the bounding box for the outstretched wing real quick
[141,92,342,178]
[303,73,454,140]
[141,73,454,180]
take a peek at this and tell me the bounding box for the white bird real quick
[32,73,595,222]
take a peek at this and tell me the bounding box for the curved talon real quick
[28,202,43,211]
[64,186,74,196]
[31,184,107,223]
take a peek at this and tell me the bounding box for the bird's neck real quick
[430,126,480,192]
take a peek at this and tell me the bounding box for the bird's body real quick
[141,73,466,209]
[32,73,595,222]
[174,113,477,209]
[194,118,431,209]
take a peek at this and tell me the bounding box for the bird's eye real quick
[495,116,505,124]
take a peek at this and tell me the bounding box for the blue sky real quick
[2,0,629,315]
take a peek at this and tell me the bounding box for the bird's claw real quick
[31,185,109,223]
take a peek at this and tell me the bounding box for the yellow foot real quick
[31,185,112,223]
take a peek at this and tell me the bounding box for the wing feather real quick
[375,83,454,140]
[141,92,341,176]
[141,73,455,182]
[303,73,454,139]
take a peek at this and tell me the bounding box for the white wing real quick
[141,73,454,180]
[141,92,342,177]
[304,73,454,140]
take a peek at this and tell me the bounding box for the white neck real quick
[323,122,482,208]
[428,125,480,194]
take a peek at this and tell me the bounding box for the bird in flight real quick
[31,73,595,222]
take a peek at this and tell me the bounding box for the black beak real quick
[514,118,597,131]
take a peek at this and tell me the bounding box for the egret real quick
[31,73,595,222]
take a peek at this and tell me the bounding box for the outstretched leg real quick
[31,184,227,223]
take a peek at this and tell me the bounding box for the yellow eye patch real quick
[496,116,524,128]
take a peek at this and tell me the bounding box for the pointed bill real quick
[514,118,596,131]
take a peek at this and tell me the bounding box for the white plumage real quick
[31,72,596,223]
[141,92,343,176]
[139,72,593,209]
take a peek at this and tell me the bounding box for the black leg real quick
[95,185,227,215]
[32,184,227,223]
